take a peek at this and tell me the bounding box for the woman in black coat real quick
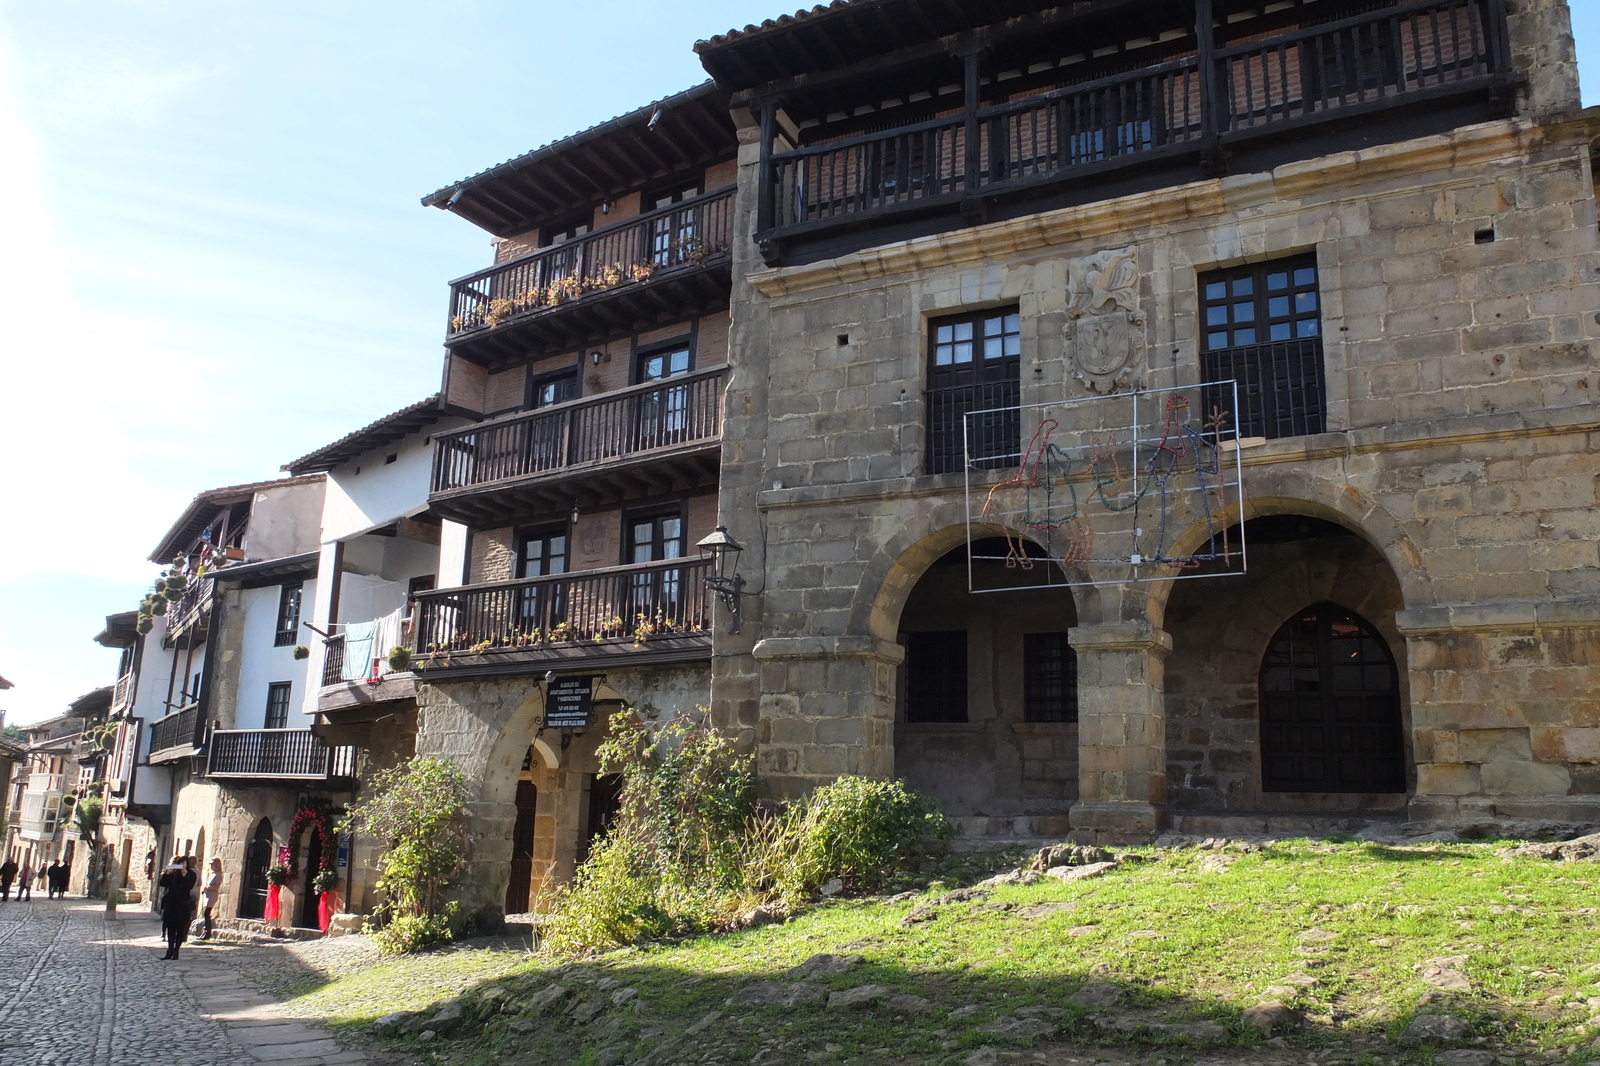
[157,856,197,959]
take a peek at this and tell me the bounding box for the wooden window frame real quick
[273,584,302,647]
[264,681,293,730]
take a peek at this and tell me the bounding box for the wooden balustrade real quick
[431,366,726,495]
[207,729,356,780]
[149,703,202,757]
[764,0,1504,235]
[413,558,712,658]
[446,188,735,339]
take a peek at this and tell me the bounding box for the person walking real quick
[157,855,197,960]
[46,860,61,899]
[199,858,222,940]
[15,859,32,901]
[0,856,15,901]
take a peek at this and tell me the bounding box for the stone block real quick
[1457,728,1532,764]
[1480,760,1572,797]
[1417,763,1481,796]
[1531,727,1600,765]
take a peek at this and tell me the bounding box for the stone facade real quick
[710,0,1600,841]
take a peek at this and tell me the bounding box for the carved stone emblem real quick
[1063,245,1145,393]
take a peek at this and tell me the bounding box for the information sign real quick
[545,675,594,729]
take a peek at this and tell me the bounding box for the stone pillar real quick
[750,636,903,797]
[1068,621,1171,844]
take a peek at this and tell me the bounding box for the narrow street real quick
[0,899,371,1066]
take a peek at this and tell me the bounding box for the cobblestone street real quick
[0,899,375,1066]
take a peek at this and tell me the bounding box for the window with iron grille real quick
[1199,255,1327,440]
[903,631,968,723]
[1023,632,1078,723]
[264,682,292,730]
[274,583,302,647]
[926,308,1021,474]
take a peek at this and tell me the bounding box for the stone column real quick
[750,636,903,797]
[1068,621,1171,844]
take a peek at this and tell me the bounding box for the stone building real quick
[407,83,743,918]
[694,0,1599,843]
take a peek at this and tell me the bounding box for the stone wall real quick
[714,94,1600,837]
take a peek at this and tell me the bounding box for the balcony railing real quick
[446,188,735,341]
[431,366,727,496]
[413,558,712,660]
[1201,339,1327,440]
[762,0,1505,238]
[148,703,203,758]
[926,379,1022,475]
[164,576,214,645]
[207,729,356,780]
[321,634,347,687]
[112,670,136,713]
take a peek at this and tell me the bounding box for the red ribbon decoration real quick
[264,883,281,922]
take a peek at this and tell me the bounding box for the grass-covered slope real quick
[265,839,1600,1066]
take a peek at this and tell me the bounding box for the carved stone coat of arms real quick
[1063,245,1145,393]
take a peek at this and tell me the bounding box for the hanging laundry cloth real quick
[340,621,377,682]
[371,608,406,675]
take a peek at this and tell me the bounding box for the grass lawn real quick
[262,839,1600,1066]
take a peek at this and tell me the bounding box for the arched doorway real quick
[239,819,273,920]
[893,536,1079,824]
[1260,603,1405,793]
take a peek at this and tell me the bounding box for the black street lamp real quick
[696,525,746,633]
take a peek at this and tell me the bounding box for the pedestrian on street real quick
[46,860,62,899]
[0,856,16,900]
[16,860,32,901]
[157,855,197,960]
[200,858,222,940]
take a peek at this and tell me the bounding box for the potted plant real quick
[267,864,290,887]
[311,869,339,893]
[292,645,310,660]
[386,645,411,672]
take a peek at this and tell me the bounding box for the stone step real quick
[1167,813,1403,838]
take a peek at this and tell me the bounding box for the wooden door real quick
[504,780,538,915]
[1260,603,1405,793]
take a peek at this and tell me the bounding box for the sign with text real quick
[545,676,595,729]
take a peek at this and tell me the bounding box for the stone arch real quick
[851,501,1096,644]
[1144,467,1431,631]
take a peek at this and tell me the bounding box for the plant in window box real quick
[292,645,310,661]
[629,261,655,283]
[548,621,572,643]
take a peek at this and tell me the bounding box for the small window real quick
[264,682,293,730]
[904,631,968,723]
[274,584,302,647]
[1201,256,1320,352]
[1023,633,1078,723]
[636,343,692,384]
[529,370,578,410]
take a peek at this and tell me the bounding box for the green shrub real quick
[541,711,950,956]
[789,776,951,891]
[370,902,463,955]
[340,756,469,953]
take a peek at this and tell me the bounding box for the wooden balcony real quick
[428,366,726,524]
[147,703,203,763]
[412,558,713,678]
[755,0,1513,264]
[207,729,356,782]
[446,188,736,366]
[163,577,213,649]
[317,630,419,718]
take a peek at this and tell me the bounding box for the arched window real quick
[239,819,273,920]
[1259,603,1404,793]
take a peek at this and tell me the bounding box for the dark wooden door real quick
[298,828,323,928]
[1260,603,1405,793]
[240,820,272,920]
[505,781,538,915]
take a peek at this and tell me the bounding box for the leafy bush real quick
[788,776,951,891]
[541,711,948,956]
[340,756,469,954]
[371,902,463,955]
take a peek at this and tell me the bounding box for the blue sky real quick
[0,3,1597,725]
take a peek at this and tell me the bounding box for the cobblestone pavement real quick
[0,898,372,1066]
